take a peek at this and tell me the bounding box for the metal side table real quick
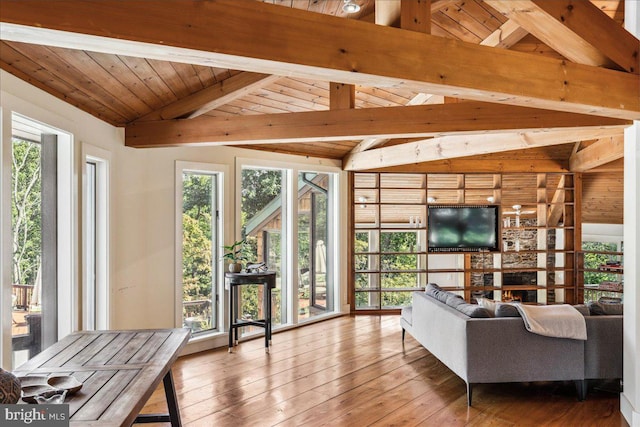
[225,271,276,353]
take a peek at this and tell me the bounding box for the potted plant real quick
[223,240,245,273]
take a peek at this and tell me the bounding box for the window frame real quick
[175,161,228,338]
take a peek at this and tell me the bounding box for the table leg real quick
[264,281,270,352]
[229,283,234,353]
[134,370,182,426]
[163,370,182,427]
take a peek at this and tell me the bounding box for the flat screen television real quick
[427,205,499,252]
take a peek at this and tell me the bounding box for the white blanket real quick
[515,304,587,340]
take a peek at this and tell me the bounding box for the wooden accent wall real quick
[581,172,623,224]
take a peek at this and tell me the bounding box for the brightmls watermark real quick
[0,405,69,426]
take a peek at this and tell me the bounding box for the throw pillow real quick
[476,297,497,317]
[587,301,623,316]
[455,303,491,318]
[425,283,442,299]
[572,304,590,316]
[445,293,465,309]
[495,303,521,317]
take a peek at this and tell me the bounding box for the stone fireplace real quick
[503,272,537,303]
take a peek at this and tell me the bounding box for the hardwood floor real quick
[141,315,627,426]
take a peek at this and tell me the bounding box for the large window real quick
[178,164,223,335]
[241,167,288,329]
[239,164,339,335]
[297,172,334,320]
[9,113,73,367]
[82,146,110,331]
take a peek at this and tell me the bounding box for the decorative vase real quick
[228,263,242,273]
[0,368,22,404]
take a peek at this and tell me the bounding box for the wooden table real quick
[225,272,276,353]
[13,328,190,426]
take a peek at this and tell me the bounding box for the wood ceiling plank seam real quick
[241,93,316,113]
[475,0,510,25]
[275,80,330,102]
[7,43,137,122]
[191,64,216,88]
[0,56,123,126]
[85,51,163,112]
[355,87,414,106]
[259,82,329,108]
[458,0,507,33]
[200,108,236,118]
[170,62,206,92]
[264,82,330,108]
[221,98,293,114]
[59,48,153,117]
[116,56,178,106]
[211,67,234,83]
[222,99,289,115]
[428,20,459,39]
[353,89,404,108]
[256,86,328,111]
[431,9,483,43]
[439,3,495,41]
[146,59,191,100]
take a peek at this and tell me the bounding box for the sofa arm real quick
[584,315,623,379]
[465,317,584,384]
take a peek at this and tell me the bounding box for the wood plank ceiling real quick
[0,0,638,204]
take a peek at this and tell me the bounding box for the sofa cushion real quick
[477,297,497,317]
[572,304,590,317]
[425,283,443,299]
[445,293,465,308]
[401,305,412,326]
[455,303,491,318]
[588,301,623,316]
[495,303,521,317]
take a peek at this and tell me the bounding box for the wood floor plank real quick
[141,315,627,427]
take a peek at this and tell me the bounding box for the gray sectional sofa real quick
[400,284,622,405]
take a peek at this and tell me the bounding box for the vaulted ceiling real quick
[0,0,637,175]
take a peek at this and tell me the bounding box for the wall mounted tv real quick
[427,205,499,252]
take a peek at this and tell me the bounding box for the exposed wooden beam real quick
[1,0,638,119]
[485,0,637,71]
[401,0,431,34]
[583,157,624,173]
[350,18,527,155]
[368,158,569,173]
[479,19,529,49]
[374,0,455,26]
[375,0,402,26]
[125,102,629,147]
[569,134,625,172]
[531,0,638,73]
[343,128,623,171]
[329,82,355,110]
[136,72,280,121]
[351,0,435,154]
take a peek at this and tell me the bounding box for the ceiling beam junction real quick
[1,0,638,119]
[569,134,625,172]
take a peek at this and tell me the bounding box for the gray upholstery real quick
[401,290,623,404]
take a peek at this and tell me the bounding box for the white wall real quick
[622,1,640,424]
[0,69,347,364]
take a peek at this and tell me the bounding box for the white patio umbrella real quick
[315,240,327,274]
